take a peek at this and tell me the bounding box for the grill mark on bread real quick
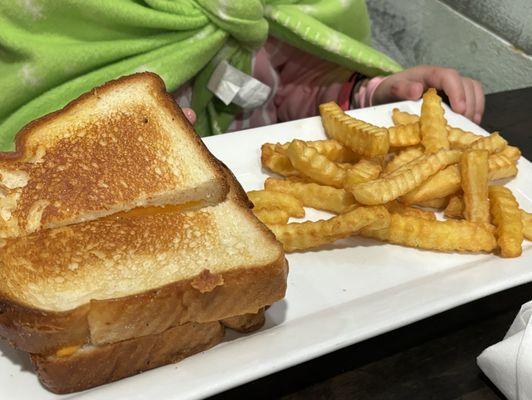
[15,107,180,226]
[0,211,216,300]
[0,73,229,238]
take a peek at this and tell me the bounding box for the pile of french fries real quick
[249,88,531,257]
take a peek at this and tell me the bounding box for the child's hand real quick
[372,65,484,124]
[182,107,196,124]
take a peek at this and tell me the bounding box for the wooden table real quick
[210,87,532,400]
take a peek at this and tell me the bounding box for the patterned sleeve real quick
[270,39,353,121]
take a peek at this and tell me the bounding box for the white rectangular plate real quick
[1,101,531,400]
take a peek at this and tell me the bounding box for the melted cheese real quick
[55,345,81,357]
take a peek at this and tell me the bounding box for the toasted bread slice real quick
[31,310,266,394]
[31,320,224,394]
[0,173,287,354]
[0,73,227,239]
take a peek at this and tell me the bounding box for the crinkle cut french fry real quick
[400,165,461,204]
[338,162,356,169]
[247,190,305,218]
[261,140,358,177]
[261,143,299,176]
[447,127,481,149]
[441,196,528,225]
[420,89,450,153]
[402,152,518,204]
[470,132,508,154]
[413,197,449,209]
[388,122,484,150]
[385,201,436,220]
[286,140,346,188]
[320,102,390,157]
[276,139,359,163]
[522,210,532,241]
[390,118,506,154]
[287,175,312,183]
[383,147,424,175]
[268,206,390,252]
[389,122,482,151]
[343,159,382,186]
[361,213,496,253]
[444,196,464,218]
[369,154,388,169]
[489,186,523,257]
[461,149,490,224]
[349,149,461,205]
[253,208,289,225]
[441,201,530,239]
[388,123,421,147]
[264,178,356,214]
[488,153,518,180]
[499,145,521,162]
[392,108,419,125]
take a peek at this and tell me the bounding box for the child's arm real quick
[271,38,483,125]
[371,65,484,124]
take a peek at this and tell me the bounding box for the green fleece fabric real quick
[0,0,401,150]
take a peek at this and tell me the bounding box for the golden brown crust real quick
[0,72,228,238]
[222,308,266,333]
[0,73,186,161]
[0,302,91,354]
[216,160,254,209]
[216,160,283,249]
[31,321,224,394]
[88,257,287,345]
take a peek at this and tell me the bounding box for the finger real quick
[462,78,477,121]
[425,68,466,114]
[389,80,424,101]
[471,80,485,124]
[182,107,196,125]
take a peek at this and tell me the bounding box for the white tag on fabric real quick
[207,60,271,109]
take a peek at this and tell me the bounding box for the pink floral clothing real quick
[174,37,386,131]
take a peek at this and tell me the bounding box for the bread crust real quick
[31,321,224,394]
[222,308,266,333]
[30,308,266,394]
[0,73,210,163]
[0,256,286,354]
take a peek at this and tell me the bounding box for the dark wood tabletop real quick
[210,87,532,400]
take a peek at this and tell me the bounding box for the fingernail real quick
[474,113,481,123]
[458,100,466,112]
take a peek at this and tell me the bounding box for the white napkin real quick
[478,300,532,400]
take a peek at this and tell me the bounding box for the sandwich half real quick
[0,73,228,239]
[0,172,287,354]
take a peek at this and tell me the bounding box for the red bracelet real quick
[338,73,360,111]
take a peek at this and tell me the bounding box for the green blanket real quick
[0,0,401,150]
